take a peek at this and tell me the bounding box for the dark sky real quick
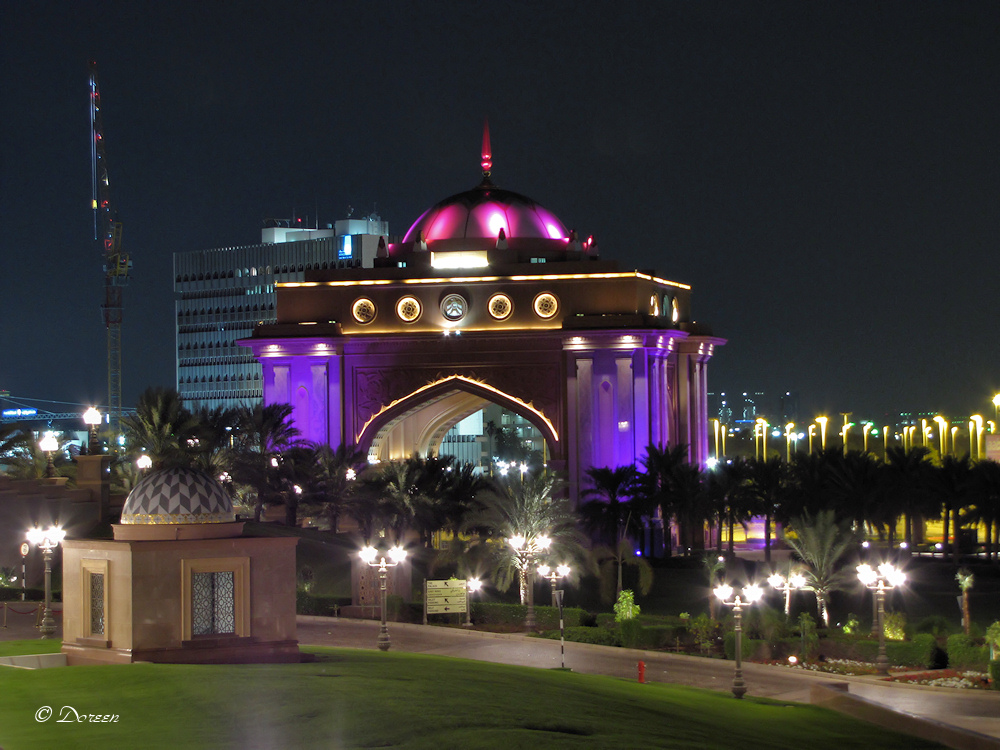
[3,1,999,421]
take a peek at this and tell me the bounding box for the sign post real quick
[424,579,468,624]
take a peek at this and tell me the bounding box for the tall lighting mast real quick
[90,61,131,449]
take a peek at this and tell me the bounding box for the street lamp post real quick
[784,423,795,462]
[862,423,872,454]
[83,407,102,453]
[857,562,906,675]
[465,579,481,628]
[537,563,571,605]
[972,415,984,460]
[714,582,764,698]
[39,434,58,479]
[767,571,806,617]
[933,416,947,456]
[26,527,66,638]
[509,533,550,631]
[816,416,828,452]
[359,544,407,651]
[538,563,571,668]
[755,418,768,459]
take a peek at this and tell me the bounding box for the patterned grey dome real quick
[121,467,235,525]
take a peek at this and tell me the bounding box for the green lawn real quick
[0,642,944,749]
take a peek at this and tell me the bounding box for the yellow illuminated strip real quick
[358,374,558,443]
[279,271,690,290]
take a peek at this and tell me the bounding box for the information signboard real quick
[425,579,468,615]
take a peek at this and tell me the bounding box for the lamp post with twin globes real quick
[714,582,764,698]
[359,544,407,651]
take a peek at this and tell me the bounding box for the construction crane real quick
[90,61,131,449]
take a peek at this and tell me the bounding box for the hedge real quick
[543,626,621,647]
[296,590,346,617]
[723,632,938,668]
[470,602,586,629]
[947,634,990,671]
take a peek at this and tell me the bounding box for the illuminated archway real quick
[359,375,558,463]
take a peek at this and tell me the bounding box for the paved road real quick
[298,616,1000,747]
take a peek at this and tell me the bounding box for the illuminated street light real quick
[972,415,984,460]
[136,454,153,470]
[784,423,794,462]
[883,425,891,460]
[509,533,551,631]
[83,407,102,453]
[933,416,947,456]
[538,563,571,669]
[712,418,721,460]
[816,416,828,452]
[465,578,482,628]
[767,571,807,617]
[993,393,1000,422]
[26,527,66,638]
[38,434,58,479]
[359,543,408,651]
[857,563,906,675]
[862,423,872,454]
[714,582,764,698]
[840,423,850,457]
[808,424,816,454]
[755,418,768,459]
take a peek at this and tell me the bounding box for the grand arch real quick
[242,137,723,508]
[358,375,559,463]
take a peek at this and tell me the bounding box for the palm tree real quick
[704,459,752,556]
[299,442,367,533]
[882,446,933,549]
[639,444,703,555]
[0,421,32,475]
[966,459,1000,562]
[121,387,199,469]
[827,451,882,533]
[579,466,644,597]
[929,455,972,564]
[783,509,861,626]
[745,456,790,563]
[230,402,301,521]
[463,470,584,604]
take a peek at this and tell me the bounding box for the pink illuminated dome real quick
[402,184,569,243]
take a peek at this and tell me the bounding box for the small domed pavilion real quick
[61,466,298,665]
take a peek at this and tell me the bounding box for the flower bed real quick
[885,669,990,689]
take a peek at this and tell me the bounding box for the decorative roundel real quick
[396,296,422,322]
[488,293,513,320]
[533,292,559,319]
[440,293,468,321]
[352,298,377,324]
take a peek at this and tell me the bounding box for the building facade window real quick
[181,557,250,640]
[81,559,109,641]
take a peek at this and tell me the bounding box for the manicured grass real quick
[0,644,944,749]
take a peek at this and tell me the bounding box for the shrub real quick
[690,613,717,655]
[546,626,620,647]
[614,590,640,622]
[296,591,343,616]
[914,615,956,639]
[989,660,1000,690]
[947,634,990,671]
[883,611,906,641]
[619,619,643,648]
[470,602,586,629]
[841,614,861,636]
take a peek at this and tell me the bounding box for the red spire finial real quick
[481,118,492,178]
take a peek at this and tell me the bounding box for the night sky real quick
[3,1,998,421]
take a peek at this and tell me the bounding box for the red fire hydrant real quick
[637,660,646,684]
